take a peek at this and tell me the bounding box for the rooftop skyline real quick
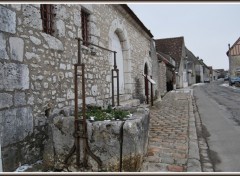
[128,3,240,70]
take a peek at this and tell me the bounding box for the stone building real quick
[227,37,240,77]
[156,52,176,94]
[0,4,158,171]
[185,47,199,86]
[155,36,187,89]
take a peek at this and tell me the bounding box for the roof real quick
[157,52,176,68]
[120,5,153,38]
[185,47,200,64]
[226,37,240,56]
[155,37,184,65]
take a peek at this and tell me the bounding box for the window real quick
[81,10,89,46]
[40,4,55,35]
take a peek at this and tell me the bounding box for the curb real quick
[186,93,202,172]
[192,92,214,172]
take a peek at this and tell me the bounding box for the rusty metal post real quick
[150,76,153,106]
[112,69,115,107]
[77,39,81,64]
[114,51,117,69]
[117,69,120,106]
[81,63,88,167]
[74,64,80,167]
[145,75,149,104]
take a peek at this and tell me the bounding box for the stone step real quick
[117,99,140,109]
[113,94,132,103]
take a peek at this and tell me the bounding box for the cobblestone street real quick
[141,90,204,172]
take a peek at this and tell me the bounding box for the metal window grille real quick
[40,4,55,35]
[81,10,89,46]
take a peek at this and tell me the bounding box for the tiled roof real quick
[185,47,200,64]
[155,37,184,64]
[157,52,176,68]
[226,37,240,56]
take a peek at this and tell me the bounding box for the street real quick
[193,80,240,172]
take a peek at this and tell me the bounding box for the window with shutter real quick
[40,4,55,35]
[81,10,89,46]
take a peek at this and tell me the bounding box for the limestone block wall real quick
[0,4,155,171]
[158,62,167,97]
[229,55,240,76]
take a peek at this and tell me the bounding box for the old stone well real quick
[42,101,150,172]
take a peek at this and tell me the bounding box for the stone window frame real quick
[81,9,89,46]
[40,4,55,35]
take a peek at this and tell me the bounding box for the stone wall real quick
[159,62,167,97]
[0,4,155,171]
[229,55,240,77]
[151,39,161,100]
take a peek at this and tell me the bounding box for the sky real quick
[128,3,240,70]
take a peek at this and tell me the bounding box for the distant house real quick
[185,47,200,86]
[215,69,226,78]
[157,52,176,93]
[212,69,219,80]
[155,37,186,88]
[195,58,204,83]
[208,66,213,81]
[226,37,240,77]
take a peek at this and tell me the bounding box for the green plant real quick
[79,106,130,121]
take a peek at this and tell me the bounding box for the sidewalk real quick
[141,90,202,172]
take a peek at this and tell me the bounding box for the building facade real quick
[155,37,186,89]
[0,4,159,171]
[227,37,240,77]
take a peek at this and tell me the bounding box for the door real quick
[112,32,124,94]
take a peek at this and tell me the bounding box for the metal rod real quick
[77,38,81,64]
[119,121,125,172]
[145,75,149,104]
[114,52,117,69]
[82,63,87,167]
[74,64,80,167]
[112,69,115,107]
[117,69,120,106]
[75,37,115,53]
[150,76,153,106]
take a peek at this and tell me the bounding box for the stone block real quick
[25,52,40,61]
[30,36,41,45]
[0,62,29,91]
[14,92,26,106]
[22,5,42,30]
[40,32,63,51]
[0,33,9,60]
[0,6,16,34]
[55,20,65,37]
[9,37,24,62]
[0,93,13,109]
[11,4,21,11]
[73,10,81,27]
[1,107,33,147]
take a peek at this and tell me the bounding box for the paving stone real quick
[140,91,200,172]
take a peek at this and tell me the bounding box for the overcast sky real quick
[128,3,240,70]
